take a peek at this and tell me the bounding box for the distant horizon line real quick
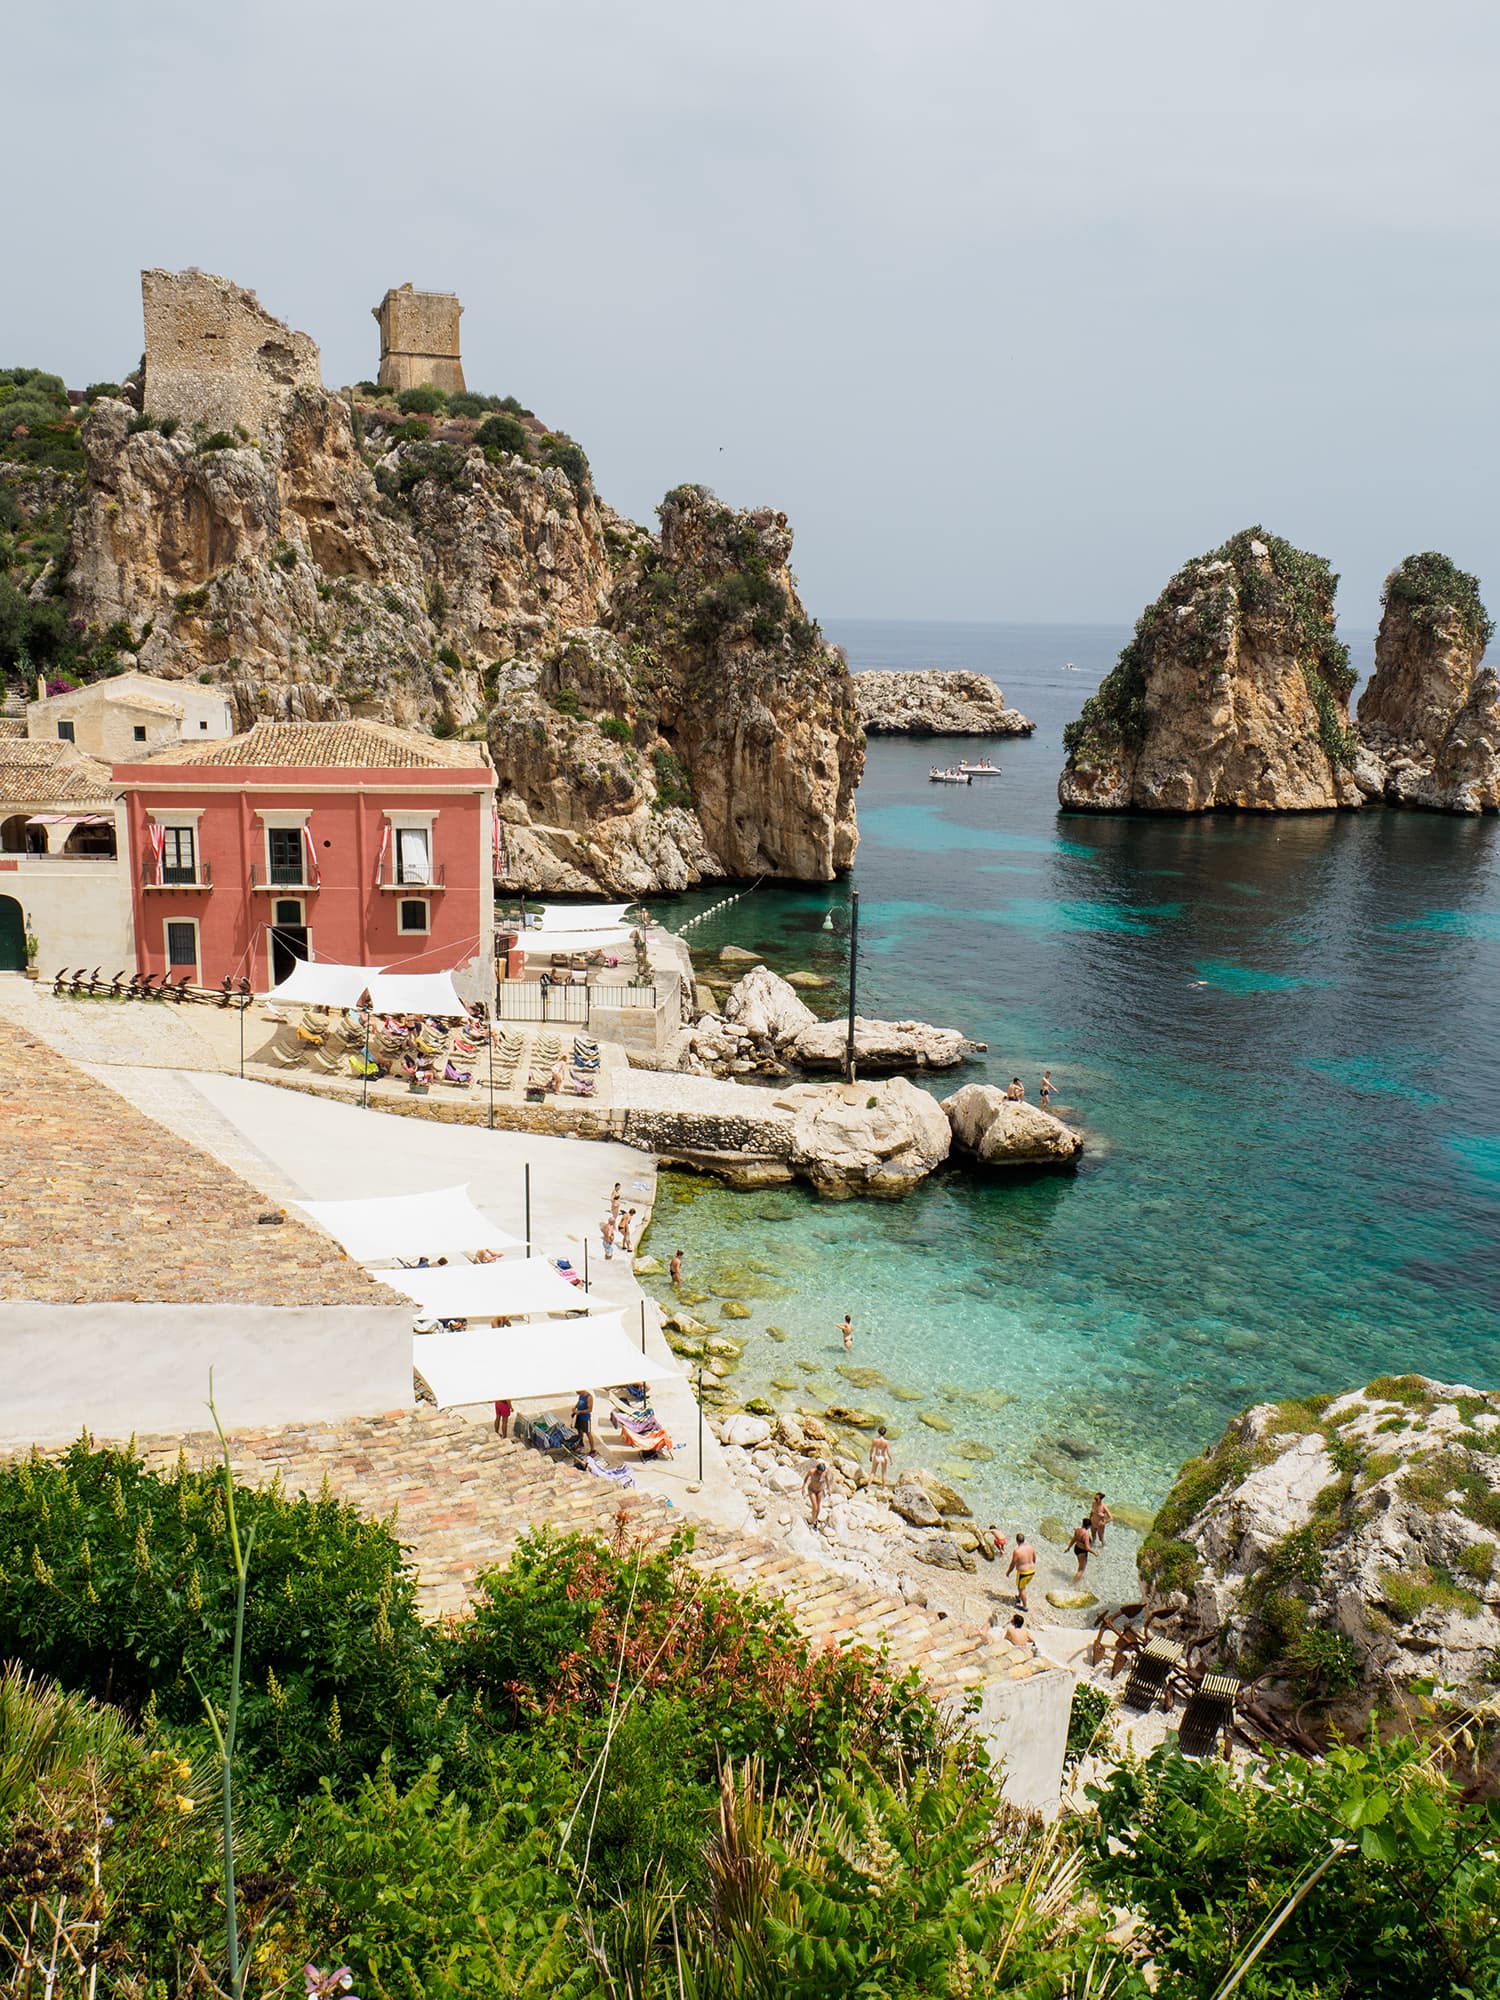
[821,612,1379,636]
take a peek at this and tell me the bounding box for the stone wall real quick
[142,269,321,438]
[372,283,465,394]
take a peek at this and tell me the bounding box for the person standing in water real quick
[1090,1493,1112,1548]
[869,1426,892,1487]
[839,1314,854,1351]
[1070,1518,1094,1584]
[669,1249,684,1287]
[1008,1533,1037,1611]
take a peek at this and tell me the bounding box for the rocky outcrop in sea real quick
[942,1083,1083,1167]
[855,670,1034,737]
[1355,554,1497,812]
[1140,1376,1500,1720]
[1059,527,1362,813]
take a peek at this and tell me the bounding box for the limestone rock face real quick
[855,669,1034,737]
[1145,1378,1500,1713]
[1355,555,1496,812]
[1059,528,1361,813]
[942,1084,1083,1167]
[795,1016,979,1073]
[782,1076,951,1199]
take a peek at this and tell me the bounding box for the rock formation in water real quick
[678,966,980,1079]
[941,1083,1083,1167]
[782,1077,952,1198]
[7,272,862,894]
[1059,528,1362,812]
[1354,554,1497,812]
[855,669,1034,737]
[1140,1377,1500,1720]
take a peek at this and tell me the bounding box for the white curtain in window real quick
[396,827,430,884]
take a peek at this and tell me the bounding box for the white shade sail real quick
[531,902,637,932]
[413,1309,681,1406]
[266,960,384,1008]
[367,970,467,1016]
[297,1186,521,1264]
[514,928,634,957]
[373,1255,588,1319]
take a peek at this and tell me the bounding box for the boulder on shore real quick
[794,1016,981,1072]
[855,669,1035,737]
[782,1077,951,1199]
[722,964,816,1045]
[942,1084,1083,1167]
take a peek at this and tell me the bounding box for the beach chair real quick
[1091,1603,1157,1675]
[1119,1637,1183,1713]
[1176,1670,1242,1758]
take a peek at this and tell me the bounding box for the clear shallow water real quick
[643,621,1500,1601]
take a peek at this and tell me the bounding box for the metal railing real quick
[250,862,313,890]
[492,980,658,1023]
[378,861,447,890]
[141,859,213,888]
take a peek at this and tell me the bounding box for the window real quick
[164,921,198,974]
[57,720,75,743]
[274,898,303,927]
[395,826,431,885]
[161,826,196,884]
[199,719,209,730]
[133,725,147,743]
[267,826,304,887]
[398,898,430,934]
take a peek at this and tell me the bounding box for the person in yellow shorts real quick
[1007,1533,1037,1611]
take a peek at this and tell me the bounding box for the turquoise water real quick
[642,620,1500,1601]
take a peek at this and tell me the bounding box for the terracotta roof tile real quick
[0,720,25,740]
[0,743,114,808]
[144,721,492,772]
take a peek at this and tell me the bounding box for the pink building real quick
[115,722,495,993]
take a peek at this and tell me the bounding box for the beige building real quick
[0,734,132,975]
[26,672,235,760]
[372,284,466,395]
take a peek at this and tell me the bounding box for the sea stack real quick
[1355,553,1497,812]
[1058,528,1361,812]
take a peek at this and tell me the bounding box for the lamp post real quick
[639,1300,647,1353]
[523,1162,532,1258]
[238,993,246,1080]
[696,1363,704,1482]
[844,887,860,1085]
[361,1006,372,1111]
[583,1237,590,1293]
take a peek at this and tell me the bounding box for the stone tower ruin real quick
[372,284,466,395]
[141,270,321,437]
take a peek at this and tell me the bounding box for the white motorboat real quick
[929,767,972,785]
[958,760,1001,776]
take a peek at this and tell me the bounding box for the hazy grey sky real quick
[9,0,1497,628]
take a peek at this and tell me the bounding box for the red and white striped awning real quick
[25,812,112,826]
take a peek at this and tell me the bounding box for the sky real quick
[7,0,1497,629]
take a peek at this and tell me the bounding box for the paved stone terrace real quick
[0,1015,384,1306]
[119,1409,1054,1709]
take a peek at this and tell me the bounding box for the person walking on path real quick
[601,1212,616,1261]
[839,1313,854,1351]
[1008,1533,1037,1611]
[609,1182,622,1218]
[1071,1517,1094,1584]
[1090,1492,1112,1548]
[869,1426,892,1487]
[669,1249,684,1287]
[618,1209,636,1254]
[1040,1070,1054,1108]
[493,1398,512,1439]
[803,1459,831,1530]
[573,1388,597,1453]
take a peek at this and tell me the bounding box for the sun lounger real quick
[1176,1670,1242,1757]
[1119,1637,1183,1712]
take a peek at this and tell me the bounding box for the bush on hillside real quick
[475,411,530,458]
[396,383,448,416]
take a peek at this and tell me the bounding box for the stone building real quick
[141,270,321,438]
[372,284,465,395]
[25,672,234,761]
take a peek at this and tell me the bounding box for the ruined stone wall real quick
[142,270,321,438]
[373,283,465,394]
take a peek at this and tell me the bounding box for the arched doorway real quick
[0,897,26,972]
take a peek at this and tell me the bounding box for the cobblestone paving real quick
[116,1409,1057,1705]
[0,1016,383,1306]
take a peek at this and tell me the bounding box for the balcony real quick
[249,863,318,892]
[377,861,446,893]
[142,859,212,891]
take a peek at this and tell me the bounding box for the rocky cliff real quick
[1354,554,1497,812]
[1059,529,1361,812]
[3,279,861,893]
[855,669,1033,737]
[1140,1376,1500,1720]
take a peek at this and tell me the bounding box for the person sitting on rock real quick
[1001,1611,1036,1657]
[1005,1077,1026,1101]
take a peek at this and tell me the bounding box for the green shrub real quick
[196,430,238,453]
[0,579,75,675]
[1458,1541,1495,1584]
[437,644,463,672]
[82,382,122,403]
[396,383,447,416]
[272,542,298,572]
[598,715,631,743]
[1064,1679,1113,1767]
[392,417,431,442]
[1384,551,1494,654]
[475,411,529,458]
[539,432,589,492]
[174,586,210,615]
[549,687,583,718]
[652,746,693,810]
[1366,1373,1436,1407]
[0,1440,435,1796]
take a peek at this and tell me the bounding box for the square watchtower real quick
[372,284,466,395]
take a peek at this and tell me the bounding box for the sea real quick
[640,620,1500,1598]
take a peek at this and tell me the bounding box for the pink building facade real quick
[114,723,495,993]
